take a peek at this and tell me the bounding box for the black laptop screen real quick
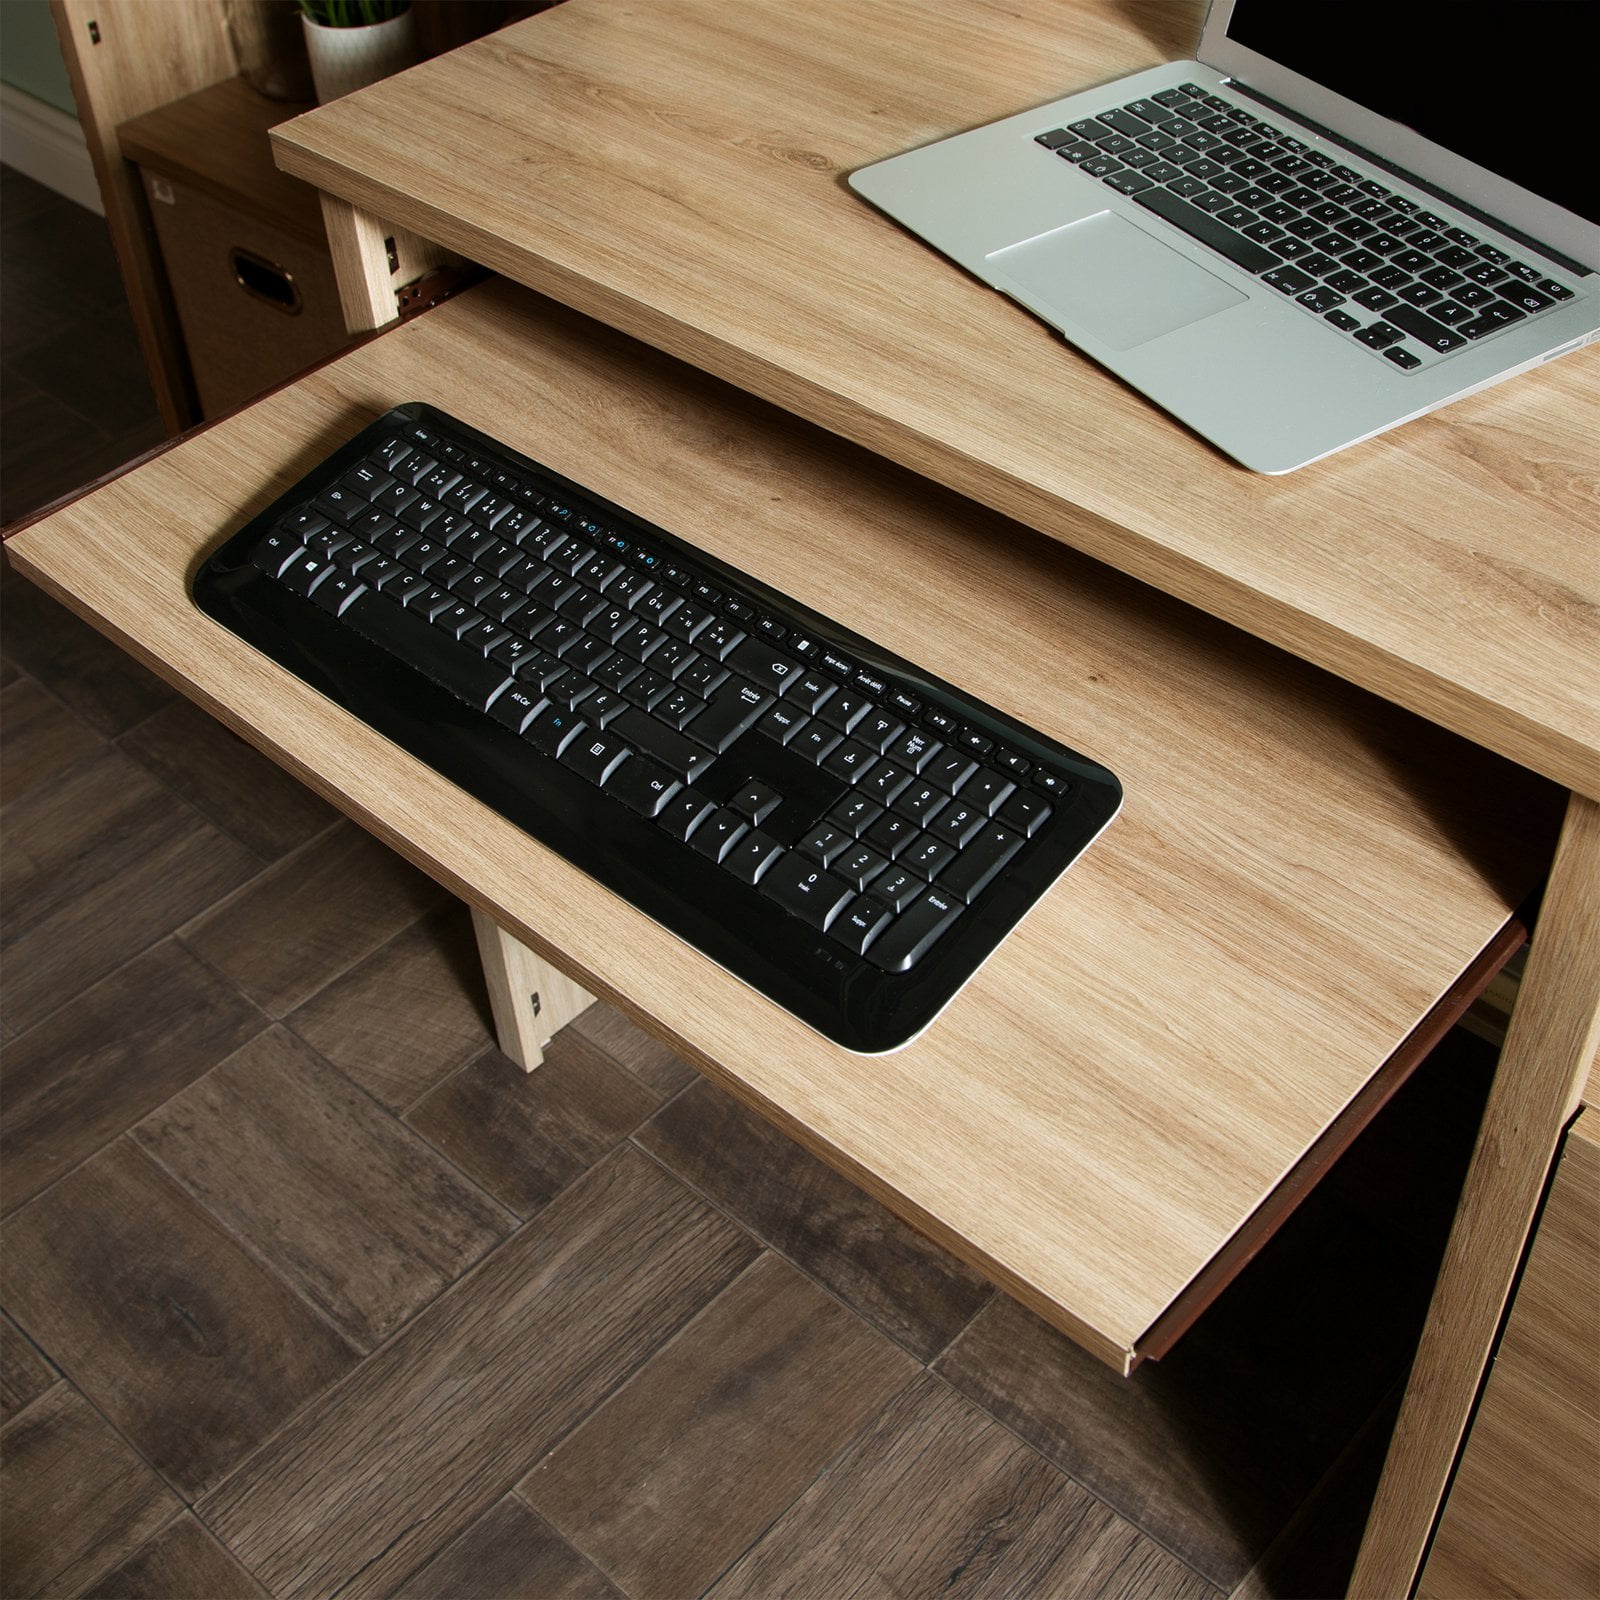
[1226,3,1598,226]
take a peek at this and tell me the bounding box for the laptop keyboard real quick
[1036,83,1577,371]
[193,403,1122,1053]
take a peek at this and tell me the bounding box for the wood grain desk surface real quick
[268,0,1600,800]
[7,283,1555,1367]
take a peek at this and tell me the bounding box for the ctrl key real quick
[864,886,963,972]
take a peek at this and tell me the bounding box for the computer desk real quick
[6,1,1596,1593]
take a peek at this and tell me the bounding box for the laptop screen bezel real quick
[1197,0,1599,272]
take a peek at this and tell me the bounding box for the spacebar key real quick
[341,590,511,710]
[1133,187,1281,273]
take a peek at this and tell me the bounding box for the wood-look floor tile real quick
[521,1251,918,1600]
[134,1027,514,1351]
[8,306,160,438]
[0,562,175,736]
[389,1495,623,1600]
[1230,1387,1400,1600]
[0,178,129,341]
[1,1139,357,1499]
[181,822,448,1017]
[0,673,100,805]
[81,1513,271,1600]
[0,1307,55,1423]
[406,1029,662,1217]
[1,939,263,1217]
[199,1146,760,1600]
[935,1199,1415,1591]
[1,165,71,237]
[0,1383,180,1599]
[288,903,494,1109]
[570,1002,699,1097]
[637,1077,992,1361]
[707,1373,1218,1600]
[118,696,339,862]
[1,743,263,1034]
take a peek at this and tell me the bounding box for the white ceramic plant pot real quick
[303,8,419,103]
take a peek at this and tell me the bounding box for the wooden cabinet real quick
[1419,1110,1600,1600]
[49,0,532,429]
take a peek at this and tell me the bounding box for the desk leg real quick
[471,908,596,1072]
[1350,790,1600,1597]
[317,194,453,334]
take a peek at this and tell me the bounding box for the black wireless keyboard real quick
[193,404,1122,1052]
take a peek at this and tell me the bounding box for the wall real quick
[0,1,77,113]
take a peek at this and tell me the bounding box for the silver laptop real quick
[849,1,1600,474]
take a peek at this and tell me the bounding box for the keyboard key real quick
[729,781,781,822]
[719,635,802,695]
[828,793,882,835]
[940,822,1026,903]
[562,729,631,786]
[691,807,748,862]
[761,854,854,930]
[1386,304,1466,353]
[724,828,783,885]
[866,811,918,857]
[341,590,512,709]
[829,894,896,956]
[524,704,587,759]
[613,708,713,782]
[901,834,956,881]
[822,739,876,783]
[1133,186,1282,272]
[834,844,890,891]
[1355,322,1405,349]
[1262,265,1316,295]
[658,788,714,841]
[791,723,842,763]
[797,823,851,866]
[685,677,772,751]
[865,887,964,972]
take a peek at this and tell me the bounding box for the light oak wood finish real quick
[472,905,596,1070]
[1351,793,1600,1597]
[318,193,455,334]
[4,281,1552,1371]
[1418,1111,1600,1600]
[268,0,1600,801]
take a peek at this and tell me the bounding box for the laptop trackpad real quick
[988,211,1246,350]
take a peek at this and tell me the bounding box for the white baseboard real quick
[1,84,102,215]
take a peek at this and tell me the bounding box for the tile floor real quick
[0,164,1493,1599]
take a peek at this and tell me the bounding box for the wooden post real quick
[316,194,455,334]
[470,909,596,1071]
[1350,791,1600,1596]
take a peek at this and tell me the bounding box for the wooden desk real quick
[9,0,1597,1593]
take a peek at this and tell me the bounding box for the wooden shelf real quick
[6,278,1558,1371]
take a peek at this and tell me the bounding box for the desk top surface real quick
[7,284,1555,1367]
[271,0,1599,797]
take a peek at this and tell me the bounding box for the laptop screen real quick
[1225,3,1596,227]
[1202,1,1600,266]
